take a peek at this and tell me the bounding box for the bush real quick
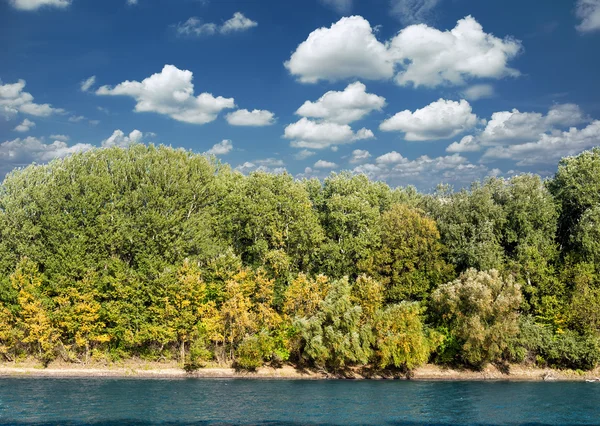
[509,317,600,370]
[235,332,274,371]
[431,269,521,368]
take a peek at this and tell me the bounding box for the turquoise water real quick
[1,378,599,425]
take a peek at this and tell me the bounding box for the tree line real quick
[1,144,599,372]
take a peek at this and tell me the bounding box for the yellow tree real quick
[11,258,58,364]
[220,269,256,360]
[54,272,109,363]
[283,273,330,319]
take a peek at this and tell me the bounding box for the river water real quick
[1,378,599,425]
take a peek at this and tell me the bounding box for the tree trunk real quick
[180,340,185,365]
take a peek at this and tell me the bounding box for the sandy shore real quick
[1,362,599,381]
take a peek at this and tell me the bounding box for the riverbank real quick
[1,361,599,381]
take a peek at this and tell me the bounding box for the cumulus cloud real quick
[101,129,143,148]
[0,136,92,175]
[14,118,35,132]
[351,151,488,189]
[295,149,316,160]
[1,79,65,118]
[296,82,386,124]
[482,120,600,165]
[285,15,521,88]
[175,18,217,36]
[389,16,522,87]
[576,0,600,33]
[50,134,69,141]
[462,84,495,101]
[175,12,257,37]
[284,117,374,150]
[8,0,71,10]
[226,109,275,126]
[389,0,441,25]
[235,158,286,174]
[80,76,96,92]
[205,139,233,155]
[220,12,258,34]
[446,135,480,153]
[313,160,338,169]
[478,103,588,145]
[380,99,478,141]
[285,16,394,83]
[349,149,371,163]
[319,0,353,13]
[96,65,235,124]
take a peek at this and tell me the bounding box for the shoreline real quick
[1,362,598,381]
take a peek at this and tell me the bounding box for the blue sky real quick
[1,0,599,190]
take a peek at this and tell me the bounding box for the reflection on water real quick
[1,378,599,425]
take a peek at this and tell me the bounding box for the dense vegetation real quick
[1,145,600,372]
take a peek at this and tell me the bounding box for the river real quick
[1,378,599,425]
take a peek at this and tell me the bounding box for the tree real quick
[424,182,506,272]
[374,302,435,370]
[11,259,58,364]
[360,204,453,302]
[549,147,600,253]
[295,277,373,370]
[431,269,522,367]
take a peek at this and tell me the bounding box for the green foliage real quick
[361,204,453,302]
[510,317,600,370]
[424,182,506,272]
[431,269,522,367]
[374,302,436,370]
[0,145,598,373]
[295,277,373,370]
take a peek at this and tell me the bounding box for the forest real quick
[1,144,599,373]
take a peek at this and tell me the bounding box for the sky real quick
[1,0,600,191]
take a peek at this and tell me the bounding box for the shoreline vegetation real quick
[1,361,599,382]
[2,145,600,377]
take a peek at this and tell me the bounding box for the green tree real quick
[431,269,522,367]
[295,277,373,370]
[360,204,453,302]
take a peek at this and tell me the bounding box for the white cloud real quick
[0,136,93,175]
[127,0,138,5]
[50,134,69,141]
[390,0,440,25]
[349,149,371,163]
[220,12,257,34]
[14,118,35,132]
[1,79,64,118]
[576,0,600,33]
[314,160,338,169]
[380,98,477,141]
[284,16,394,83]
[101,129,143,148]
[446,135,480,153]
[175,12,256,37]
[389,16,522,87]
[354,151,488,189]
[319,0,353,13]
[235,158,286,174]
[478,103,588,145]
[80,76,96,92]
[482,120,600,165]
[284,117,374,149]
[296,82,386,124]
[175,18,217,36]
[205,139,233,155]
[295,149,316,160]
[68,115,86,123]
[8,0,71,11]
[285,15,521,88]
[96,64,235,124]
[462,84,495,101]
[225,109,275,126]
